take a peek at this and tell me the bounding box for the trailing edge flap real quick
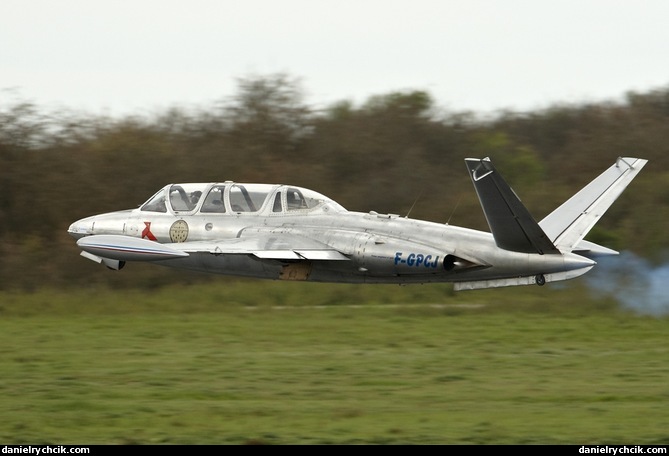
[539,157,648,253]
[173,234,350,261]
[465,158,560,255]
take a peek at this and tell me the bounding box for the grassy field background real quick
[1,280,667,444]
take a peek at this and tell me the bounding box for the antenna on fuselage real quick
[445,194,463,225]
[404,188,424,218]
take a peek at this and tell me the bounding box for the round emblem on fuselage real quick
[169,220,189,242]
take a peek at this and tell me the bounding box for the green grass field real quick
[0,280,667,444]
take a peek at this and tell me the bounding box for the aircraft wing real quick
[78,233,350,262]
[166,233,351,261]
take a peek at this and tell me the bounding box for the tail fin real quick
[465,157,648,256]
[539,157,648,253]
[465,157,560,254]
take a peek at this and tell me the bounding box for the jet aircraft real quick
[68,157,647,290]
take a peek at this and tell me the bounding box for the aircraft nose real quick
[67,216,95,239]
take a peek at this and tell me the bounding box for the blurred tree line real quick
[1,75,667,290]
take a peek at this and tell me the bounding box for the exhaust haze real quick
[586,251,669,317]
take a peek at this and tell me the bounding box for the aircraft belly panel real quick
[167,252,282,279]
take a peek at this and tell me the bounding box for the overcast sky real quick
[2,0,668,117]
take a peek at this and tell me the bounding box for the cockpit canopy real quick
[140,183,346,215]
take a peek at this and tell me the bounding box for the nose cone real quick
[68,216,96,239]
[67,209,133,239]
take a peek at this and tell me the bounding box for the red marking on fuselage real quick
[142,222,157,241]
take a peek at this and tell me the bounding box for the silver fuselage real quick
[68,184,593,286]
